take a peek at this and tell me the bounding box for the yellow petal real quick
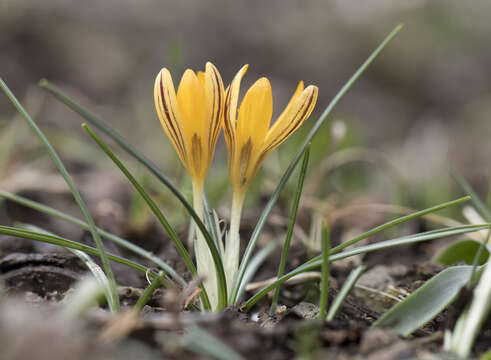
[176,69,207,179]
[233,77,273,189]
[236,77,272,153]
[276,81,304,122]
[204,62,224,160]
[263,85,318,155]
[177,69,206,141]
[197,71,206,87]
[154,68,188,166]
[223,64,248,159]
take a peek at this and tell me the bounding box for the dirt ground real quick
[1,169,490,360]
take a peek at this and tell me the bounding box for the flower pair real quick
[154,62,318,196]
[154,62,318,308]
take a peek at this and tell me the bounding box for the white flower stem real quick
[225,191,245,296]
[192,181,218,309]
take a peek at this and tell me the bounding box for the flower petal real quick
[177,69,206,142]
[276,81,304,122]
[223,64,248,161]
[197,71,206,87]
[263,85,318,155]
[154,68,188,166]
[176,69,208,180]
[234,77,273,189]
[236,77,272,154]
[204,62,224,160]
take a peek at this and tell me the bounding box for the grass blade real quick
[0,225,157,277]
[328,224,491,262]
[301,196,471,268]
[19,223,118,311]
[134,271,166,312]
[236,240,279,303]
[450,168,491,283]
[329,196,471,255]
[203,193,225,256]
[243,224,491,311]
[373,265,476,336]
[270,146,310,314]
[327,265,365,321]
[0,189,186,285]
[318,225,331,319]
[82,123,223,310]
[38,78,215,260]
[230,24,404,303]
[450,166,491,221]
[71,249,116,310]
[81,124,193,271]
[0,78,119,311]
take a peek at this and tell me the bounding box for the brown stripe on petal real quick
[159,77,187,161]
[223,87,235,160]
[223,87,232,135]
[263,88,315,154]
[210,65,222,152]
[223,88,235,177]
[238,137,253,186]
[163,81,188,162]
[191,133,202,175]
[157,80,182,154]
[165,85,187,157]
[207,65,221,153]
[206,70,215,152]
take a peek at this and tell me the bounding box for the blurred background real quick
[1,0,491,225]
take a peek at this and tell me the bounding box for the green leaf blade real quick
[244,224,491,311]
[231,23,404,304]
[0,225,155,277]
[270,146,310,313]
[0,189,186,285]
[0,78,119,311]
[373,266,474,336]
[433,239,490,266]
[38,79,214,258]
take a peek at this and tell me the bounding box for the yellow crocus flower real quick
[223,65,318,292]
[154,62,224,309]
[224,65,318,196]
[154,62,224,185]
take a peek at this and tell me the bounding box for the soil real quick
[0,171,490,360]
